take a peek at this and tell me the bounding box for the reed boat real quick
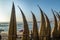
[31,11,39,40]
[44,13,51,40]
[8,3,17,40]
[18,6,29,40]
[38,5,46,40]
[51,10,58,40]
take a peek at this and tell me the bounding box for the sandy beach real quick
[0,31,23,40]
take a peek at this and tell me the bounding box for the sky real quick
[0,0,60,22]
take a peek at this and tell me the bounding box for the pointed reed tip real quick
[44,13,46,16]
[37,5,39,7]
[37,5,41,9]
[54,10,58,14]
[51,9,54,14]
[18,6,20,9]
[12,2,15,6]
[37,5,42,10]
[31,11,34,16]
[18,6,22,12]
[31,11,32,13]
[51,9,55,15]
[31,11,33,14]
[37,5,40,8]
[12,1,15,5]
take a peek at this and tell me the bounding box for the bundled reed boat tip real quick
[18,6,29,40]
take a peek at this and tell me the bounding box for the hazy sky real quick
[0,0,60,22]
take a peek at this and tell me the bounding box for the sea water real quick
[0,22,53,32]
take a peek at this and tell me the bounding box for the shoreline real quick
[0,31,23,40]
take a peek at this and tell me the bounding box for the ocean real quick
[0,22,53,32]
[0,22,40,32]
